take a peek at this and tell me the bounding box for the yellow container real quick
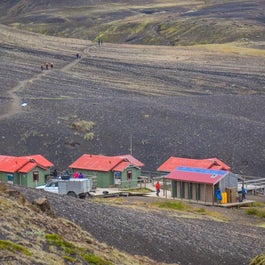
[221,192,227,204]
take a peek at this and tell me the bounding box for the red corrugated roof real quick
[117,154,144,167]
[69,154,126,172]
[165,167,226,185]
[112,161,131,171]
[19,162,38,173]
[22,154,54,168]
[207,157,231,171]
[157,157,230,172]
[0,156,29,173]
[0,154,53,173]
[69,154,143,172]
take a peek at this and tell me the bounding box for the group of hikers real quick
[52,169,85,179]
[41,62,53,71]
[73,171,84,179]
[41,39,105,71]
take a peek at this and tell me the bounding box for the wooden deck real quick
[215,200,255,208]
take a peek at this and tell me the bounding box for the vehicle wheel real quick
[86,192,92,199]
[67,191,77,198]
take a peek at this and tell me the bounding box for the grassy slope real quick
[0,0,264,45]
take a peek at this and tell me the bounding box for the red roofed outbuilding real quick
[69,154,144,188]
[0,154,54,188]
[165,166,241,205]
[157,157,231,174]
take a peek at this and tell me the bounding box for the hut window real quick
[33,171,39,182]
[7,174,13,183]
[127,170,132,181]
[114,172,121,185]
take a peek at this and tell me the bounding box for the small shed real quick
[69,154,144,189]
[157,157,231,175]
[165,166,241,205]
[0,154,54,188]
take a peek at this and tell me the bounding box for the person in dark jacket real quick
[241,186,246,200]
[215,188,222,204]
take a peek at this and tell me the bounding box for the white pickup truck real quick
[36,178,93,199]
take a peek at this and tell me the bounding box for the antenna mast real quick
[129,133,133,155]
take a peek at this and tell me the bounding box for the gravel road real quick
[13,185,265,265]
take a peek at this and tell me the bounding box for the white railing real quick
[238,178,265,195]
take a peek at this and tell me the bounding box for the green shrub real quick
[152,201,189,211]
[196,208,206,213]
[250,252,265,265]
[246,208,265,218]
[84,132,94,140]
[82,253,113,265]
[71,120,95,132]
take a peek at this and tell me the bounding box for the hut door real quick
[196,184,201,201]
[33,171,39,183]
[188,183,192,199]
[172,181,177,197]
[181,182,185,198]
[126,170,132,181]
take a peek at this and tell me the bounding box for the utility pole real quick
[130,134,133,155]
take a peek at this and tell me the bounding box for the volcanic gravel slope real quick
[14,185,265,265]
[0,26,264,177]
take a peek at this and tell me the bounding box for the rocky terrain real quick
[0,23,264,177]
[0,1,265,265]
[5,183,265,265]
[0,183,172,265]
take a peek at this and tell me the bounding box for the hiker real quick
[46,63,49,70]
[155,181,161,196]
[41,65,44,71]
[73,171,79,178]
[215,188,222,204]
[52,169,58,178]
[78,172,84,178]
[76,53,79,59]
[241,186,246,201]
[50,63,53,69]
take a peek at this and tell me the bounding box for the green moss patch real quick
[45,234,112,265]
[0,240,32,256]
[245,208,265,218]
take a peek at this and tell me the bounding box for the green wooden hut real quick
[69,154,144,189]
[0,154,54,188]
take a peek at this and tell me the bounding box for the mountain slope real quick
[0,24,265,176]
[0,0,264,45]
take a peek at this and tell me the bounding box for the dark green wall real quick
[0,167,49,188]
[71,166,141,188]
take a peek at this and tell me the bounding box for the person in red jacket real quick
[155,181,161,196]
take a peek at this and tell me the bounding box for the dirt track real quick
[13,185,265,265]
